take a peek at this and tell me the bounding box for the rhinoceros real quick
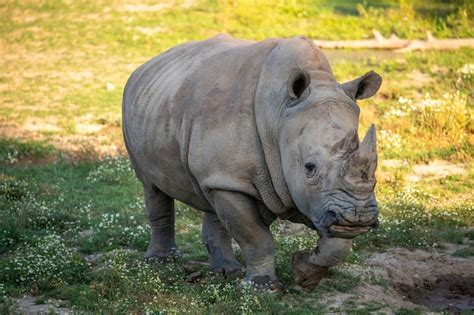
[122,34,381,291]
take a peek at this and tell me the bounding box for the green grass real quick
[0,138,55,164]
[1,154,472,312]
[453,246,474,257]
[1,0,473,313]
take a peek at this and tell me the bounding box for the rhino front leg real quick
[209,190,282,290]
[202,212,242,275]
[143,183,179,259]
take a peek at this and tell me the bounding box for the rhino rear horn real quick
[331,128,359,156]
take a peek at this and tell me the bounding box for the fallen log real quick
[312,30,474,52]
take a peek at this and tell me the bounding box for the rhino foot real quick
[144,246,181,262]
[292,250,329,292]
[210,258,243,277]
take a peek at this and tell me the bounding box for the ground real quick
[0,0,473,314]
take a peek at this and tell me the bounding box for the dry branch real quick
[313,30,474,52]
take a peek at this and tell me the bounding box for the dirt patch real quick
[408,70,433,87]
[367,248,474,311]
[75,123,104,134]
[132,26,168,35]
[119,1,196,12]
[319,264,415,313]
[23,118,62,133]
[120,3,172,12]
[318,247,474,313]
[396,274,474,311]
[380,159,408,168]
[406,160,466,182]
[379,159,466,183]
[1,121,125,162]
[13,295,71,315]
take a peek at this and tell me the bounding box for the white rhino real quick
[122,34,381,291]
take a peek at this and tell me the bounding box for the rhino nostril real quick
[323,210,338,227]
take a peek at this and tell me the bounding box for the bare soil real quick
[13,295,71,315]
[406,160,466,182]
[325,247,474,313]
[396,274,474,311]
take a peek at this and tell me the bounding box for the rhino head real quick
[278,68,382,289]
[280,69,381,237]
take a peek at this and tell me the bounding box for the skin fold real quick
[122,34,382,291]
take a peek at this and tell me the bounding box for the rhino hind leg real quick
[210,190,283,291]
[202,212,242,276]
[142,183,179,259]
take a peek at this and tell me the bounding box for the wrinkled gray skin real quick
[122,34,382,289]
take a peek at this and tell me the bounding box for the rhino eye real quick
[304,162,317,177]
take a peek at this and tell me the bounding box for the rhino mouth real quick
[327,224,373,237]
[315,210,379,238]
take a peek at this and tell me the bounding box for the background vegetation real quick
[1,0,473,313]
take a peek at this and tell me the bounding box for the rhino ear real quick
[288,68,310,99]
[342,70,382,100]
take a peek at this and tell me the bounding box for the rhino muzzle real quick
[318,188,379,238]
[323,207,379,238]
[315,203,379,238]
[314,125,379,238]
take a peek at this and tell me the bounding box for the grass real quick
[1,154,472,312]
[1,0,473,313]
[0,138,54,164]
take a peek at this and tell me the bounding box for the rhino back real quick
[123,35,277,211]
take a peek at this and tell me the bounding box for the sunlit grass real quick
[0,1,472,156]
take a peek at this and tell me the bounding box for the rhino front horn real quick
[343,125,377,189]
[359,124,377,166]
